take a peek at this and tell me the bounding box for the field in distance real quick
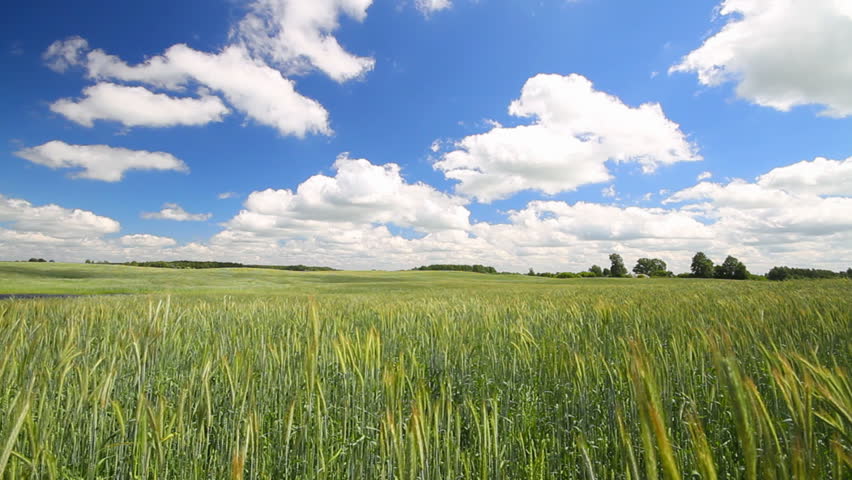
[0,261,651,296]
[0,262,849,478]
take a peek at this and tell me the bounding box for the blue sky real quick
[2,0,851,272]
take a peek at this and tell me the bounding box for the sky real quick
[1,0,851,273]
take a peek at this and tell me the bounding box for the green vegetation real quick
[115,260,336,271]
[413,264,498,274]
[609,253,629,277]
[767,266,850,281]
[690,252,715,278]
[714,255,750,280]
[0,263,850,478]
[632,258,670,277]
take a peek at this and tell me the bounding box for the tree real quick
[633,258,667,277]
[603,268,611,277]
[767,266,789,281]
[589,265,603,277]
[847,267,852,278]
[609,254,628,277]
[528,268,536,276]
[690,252,714,278]
[715,255,748,280]
[733,261,749,280]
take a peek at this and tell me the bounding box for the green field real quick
[0,263,850,478]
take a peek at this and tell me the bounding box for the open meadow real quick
[0,262,850,479]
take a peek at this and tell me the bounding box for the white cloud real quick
[49,83,229,128]
[0,194,120,239]
[120,234,177,247]
[4,155,851,273]
[229,153,470,234]
[232,0,375,82]
[434,73,700,202]
[416,0,452,16]
[697,171,712,181]
[45,0,375,137]
[665,160,852,238]
[142,204,212,222]
[601,185,616,198]
[488,201,714,242]
[14,141,188,182]
[84,45,331,137]
[756,156,852,196]
[671,0,852,117]
[43,36,89,72]
[218,192,238,200]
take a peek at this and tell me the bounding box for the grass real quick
[0,263,850,478]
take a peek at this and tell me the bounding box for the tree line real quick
[766,266,852,281]
[414,264,498,274]
[529,252,850,281]
[55,257,852,280]
[115,260,336,271]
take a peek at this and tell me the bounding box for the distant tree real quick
[603,267,611,277]
[767,266,844,281]
[633,258,667,277]
[415,264,497,274]
[715,255,748,280]
[609,254,628,277]
[847,267,852,278]
[733,261,749,280]
[528,268,536,276]
[767,266,788,281]
[589,265,603,277]
[690,252,715,278]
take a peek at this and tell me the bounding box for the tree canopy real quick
[609,254,628,277]
[690,252,714,278]
[714,255,749,280]
[633,258,668,277]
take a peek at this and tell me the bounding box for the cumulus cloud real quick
[229,153,470,235]
[43,0,380,136]
[218,192,238,200]
[142,204,212,222]
[697,171,712,181]
[671,0,852,117]
[49,83,229,128]
[416,0,452,16]
[83,45,330,137]
[434,73,700,202]
[43,36,89,72]
[491,201,714,243]
[120,234,177,248]
[4,154,851,273]
[0,195,194,263]
[0,194,120,239]
[756,156,852,196]
[14,141,188,182]
[233,0,375,82]
[665,157,852,239]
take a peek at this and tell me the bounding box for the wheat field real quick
[0,264,850,478]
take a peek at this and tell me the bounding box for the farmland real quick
[0,263,850,478]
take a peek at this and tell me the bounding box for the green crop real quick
[0,265,849,478]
